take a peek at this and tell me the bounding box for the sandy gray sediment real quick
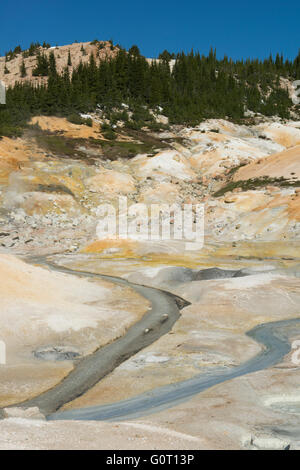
[50,318,300,422]
[4,257,189,416]
[3,258,299,423]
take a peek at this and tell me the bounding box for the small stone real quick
[3,407,45,421]
[252,435,290,450]
[224,197,235,204]
[160,314,169,323]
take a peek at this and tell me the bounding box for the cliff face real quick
[0,41,118,87]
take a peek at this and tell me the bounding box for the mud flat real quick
[7,258,188,416]
[7,256,298,426]
[50,318,300,421]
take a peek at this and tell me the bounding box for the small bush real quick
[0,125,22,138]
[67,113,84,125]
[102,128,117,140]
[131,106,153,123]
[126,120,143,130]
[100,121,111,131]
[67,114,93,127]
[110,110,128,125]
[85,117,93,127]
[213,177,300,197]
[148,121,170,132]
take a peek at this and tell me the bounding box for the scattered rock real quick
[250,435,290,450]
[33,345,81,362]
[3,407,45,421]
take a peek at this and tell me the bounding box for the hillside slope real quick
[234,145,300,180]
[0,41,117,87]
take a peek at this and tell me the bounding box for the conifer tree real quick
[32,52,49,76]
[20,60,27,77]
[49,51,57,76]
[1,42,299,139]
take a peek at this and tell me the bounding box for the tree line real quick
[0,44,300,137]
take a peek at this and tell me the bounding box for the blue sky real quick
[1,0,299,60]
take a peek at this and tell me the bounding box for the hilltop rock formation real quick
[0,41,118,88]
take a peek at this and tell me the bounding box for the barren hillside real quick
[234,144,300,181]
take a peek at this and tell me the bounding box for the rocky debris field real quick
[0,115,300,257]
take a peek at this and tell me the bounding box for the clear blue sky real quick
[1,0,299,60]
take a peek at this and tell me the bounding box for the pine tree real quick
[32,53,49,76]
[1,42,298,138]
[20,60,27,77]
[68,50,72,66]
[49,51,57,76]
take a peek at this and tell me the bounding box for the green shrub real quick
[110,110,129,124]
[100,121,111,131]
[85,117,93,127]
[148,121,169,131]
[126,120,142,130]
[0,124,22,138]
[67,113,84,125]
[67,114,93,127]
[102,128,117,140]
[213,177,300,197]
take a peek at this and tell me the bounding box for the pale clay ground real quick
[0,115,300,449]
